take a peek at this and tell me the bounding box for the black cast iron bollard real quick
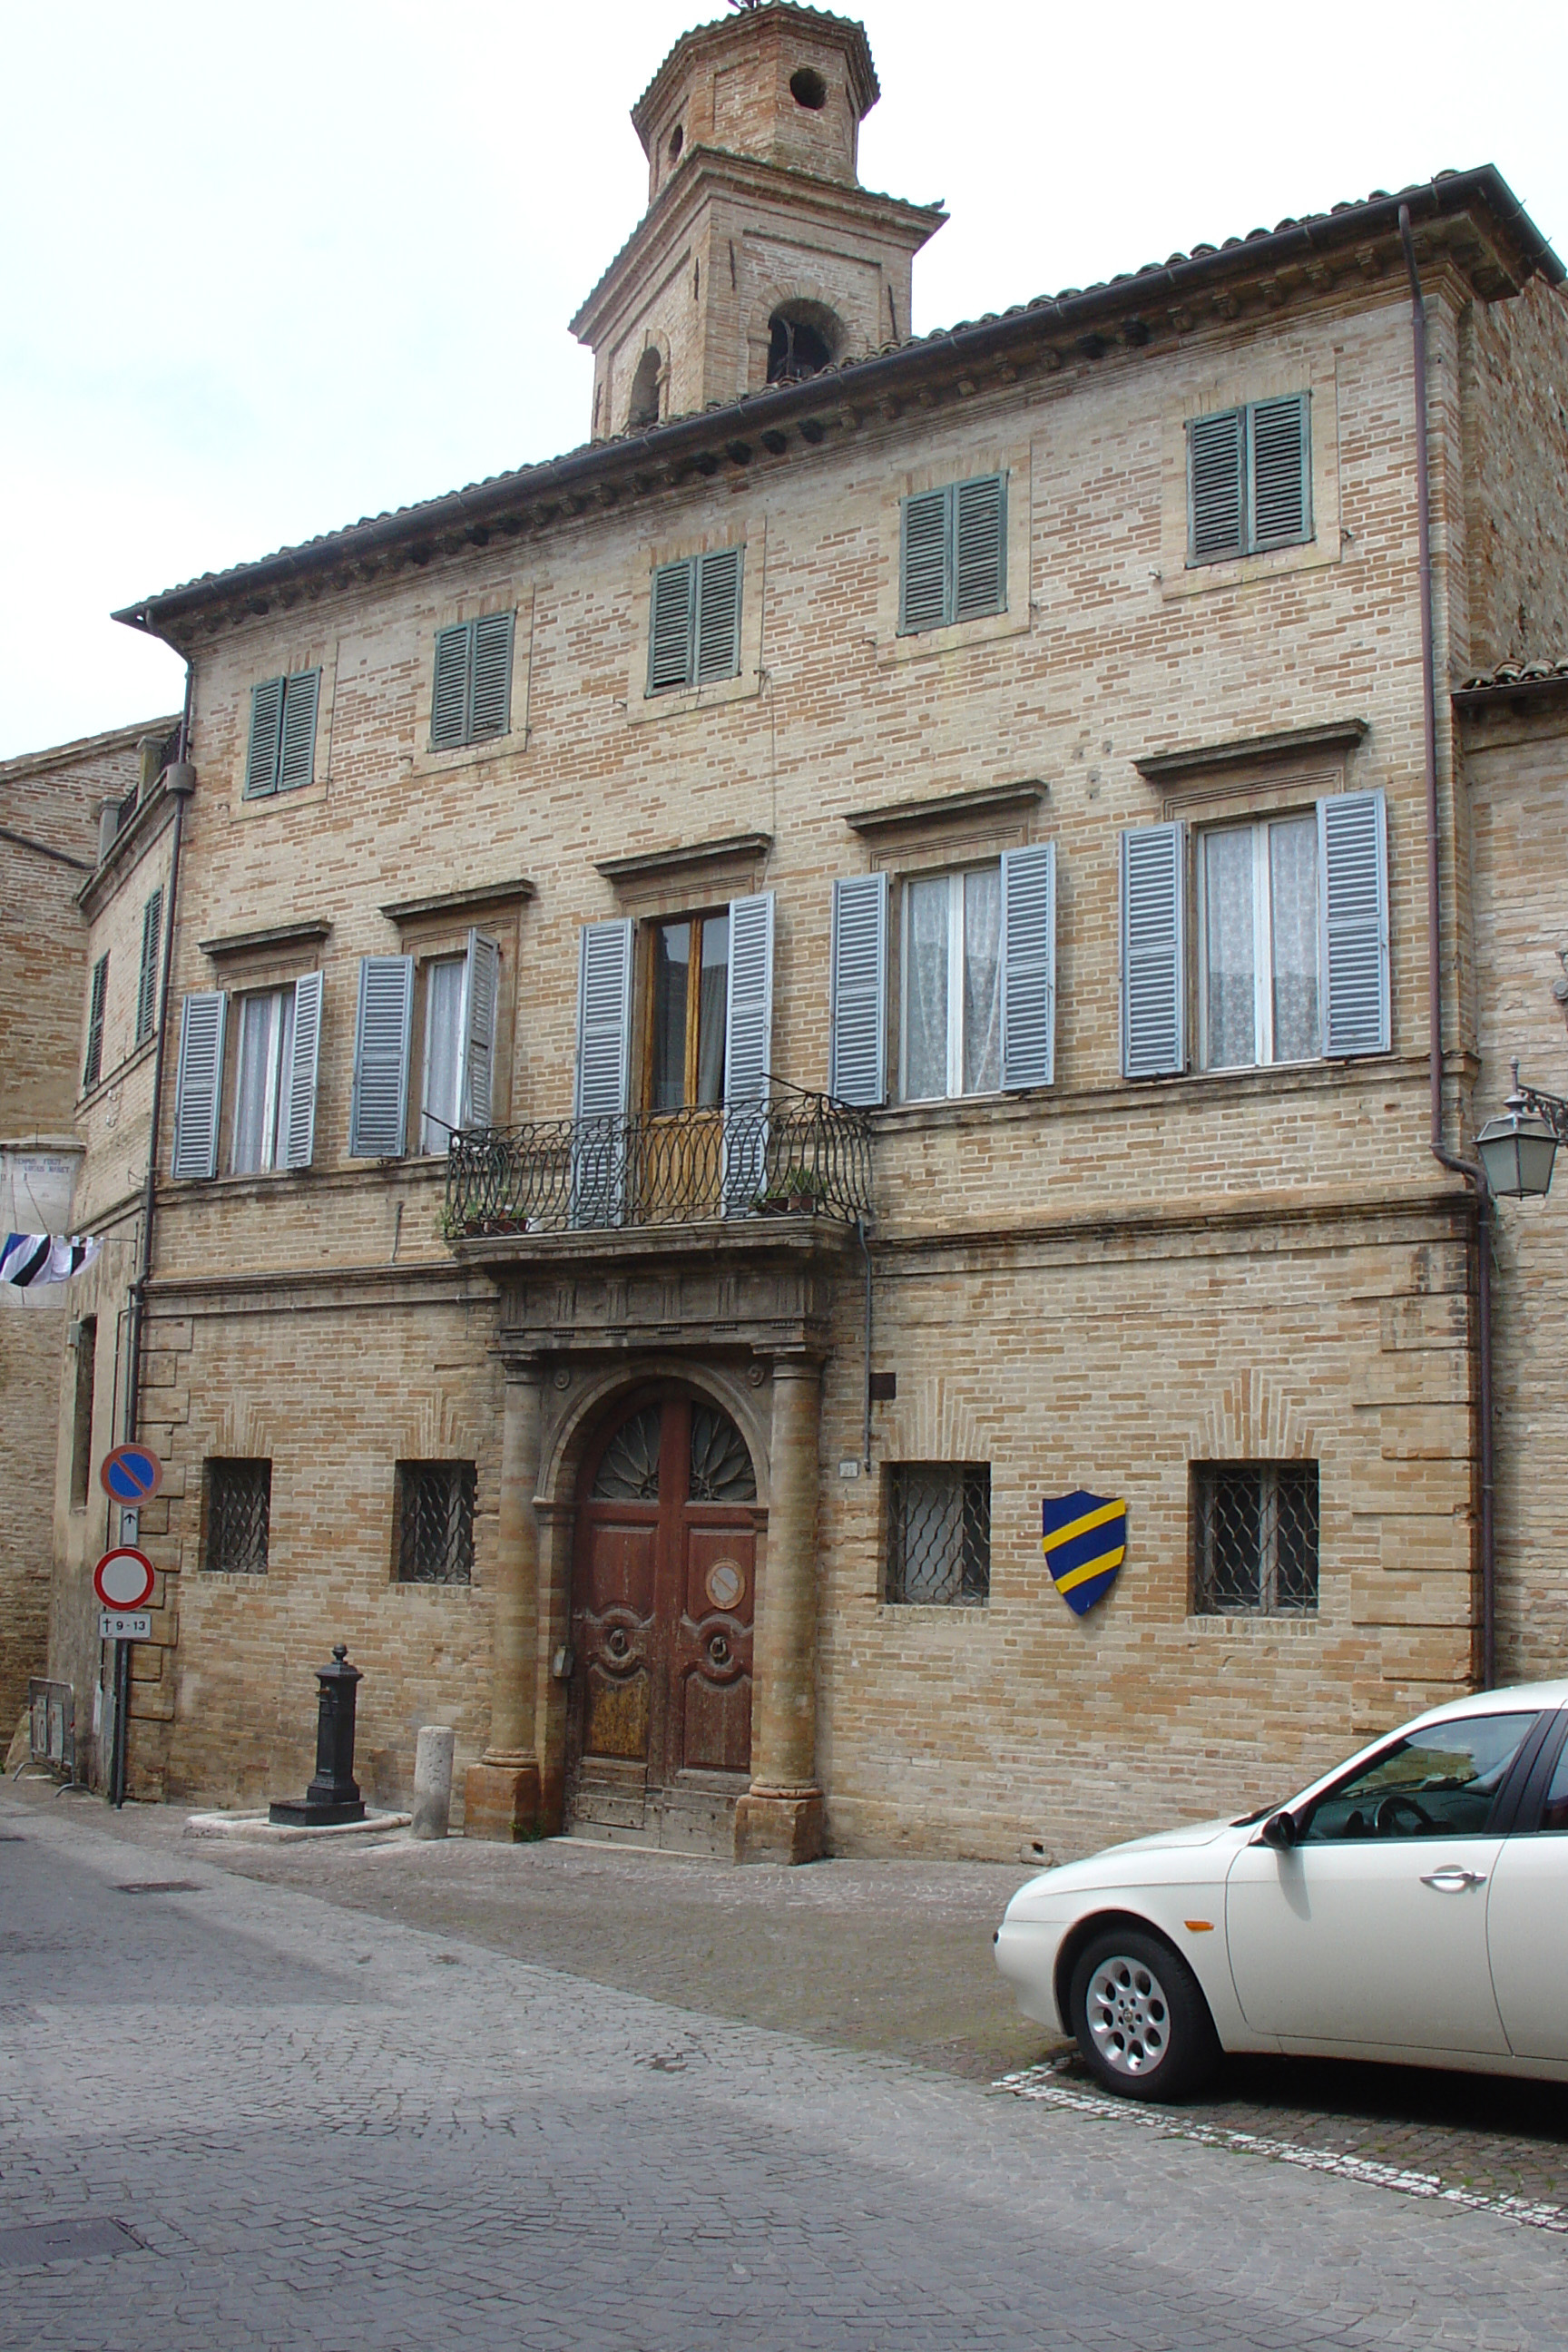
[268,1643,367,1828]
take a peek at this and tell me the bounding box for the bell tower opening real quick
[627,347,663,430]
[767,306,837,385]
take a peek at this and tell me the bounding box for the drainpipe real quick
[1399,206,1495,1690]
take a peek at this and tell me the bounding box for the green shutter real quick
[954,474,1006,622]
[431,623,471,749]
[1188,410,1244,562]
[900,489,948,633]
[694,549,742,683]
[278,670,319,790]
[245,676,286,797]
[649,558,695,691]
[83,954,109,1092]
[135,888,162,1046]
[469,612,514,740]
[1250,394,1311,549]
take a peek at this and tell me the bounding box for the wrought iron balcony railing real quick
[445,1090,874,1240]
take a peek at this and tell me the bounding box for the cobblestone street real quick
[6,1783,1568,2350]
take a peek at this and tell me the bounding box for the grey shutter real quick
[1250,393,1310,550]
[1189,410,1244,563]
[1122,823,1188,1078]
[171,991,228,1181]
[899,488,949,633]
[1000,842,1055,1091]
[348,955,413,1157]
[136,887,163,1045]
[1318,789,1389,1057]
[722,892,774,1213]
[573,918,632,1226]
[649,558,695,691]
[460,930,501,1130]
[245,676,285,797]
[694,548,742,684]
[469,612,514,740]
[278,669,320,790]
[84,954,108,1090]
[828,872,888,1107]
[431,623,471,749]
[954,473,1006,621]
[281,971,323,1171]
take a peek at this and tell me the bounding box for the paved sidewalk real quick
[7,1787,1568,2349]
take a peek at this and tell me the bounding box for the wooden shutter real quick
[1188,410,1244,563]
[278,669,320,790]
[1318,789,1389,1057]
[722,892,774,1213]
[348,955,413,1157]
[573,919,632,1227]
[469,612,514,740]
[460,930,501,1130]
[954,473,1006,622]
[1250,394,1310,549]
[1000,842,1055,1091]
[828,873,888,1107]
[694,548,742,684]
[136,888,163,1045]
[900,488,949,633]
[1122,823,1188,1078]
[83,954,108,1091]
[281,971,323,1171]
[245,676,285,798]
[431,623,471,749]
[171,991,228,1181]
[649,559,695,691]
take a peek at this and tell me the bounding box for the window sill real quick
[233,774,330,821]
[877,603,1030,667]
[1160,534,1336,602]
[627,670,761,726]
[875,1602,991,1621]
[79,1034,157,1112]
[1185,1612,1322,1635]
[406,734,524,781]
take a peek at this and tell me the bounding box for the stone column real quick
[464,1355,544,1841]
[735,1355,827,1865]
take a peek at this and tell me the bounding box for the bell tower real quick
[572,4,945,439]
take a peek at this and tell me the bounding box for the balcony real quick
[444,1090,874,1241]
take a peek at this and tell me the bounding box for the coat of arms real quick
[1041,1490,1127,1615]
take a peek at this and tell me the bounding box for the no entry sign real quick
[93,1547,156,1611]
[101,1445,163,1504]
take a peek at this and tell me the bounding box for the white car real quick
[995,1680,1568,2100]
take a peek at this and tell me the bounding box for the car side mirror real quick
[1260,1810,1299,1850]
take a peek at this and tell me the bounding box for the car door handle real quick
[1419,1867,1487,1891]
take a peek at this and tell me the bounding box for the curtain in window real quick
[904,876,950,1100]
[1268,816,1319,1062]
[421,959,466,1152]
[696,915,729,1107]
[1203,828,1256,1068]
[962,867,1002,1093]
[232,990,294,1173]
[650,922,688,1111]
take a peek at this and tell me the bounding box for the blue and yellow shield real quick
[1042,1491,1127,1616]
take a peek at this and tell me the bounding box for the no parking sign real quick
[100,1444,162,1504]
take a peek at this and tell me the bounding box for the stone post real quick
[735,1355,826,1864]
[411,1725,456,1840]
[464,1355,544,1840]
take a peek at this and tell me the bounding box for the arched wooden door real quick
[566,1390,759,1854]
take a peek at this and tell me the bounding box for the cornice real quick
[844,781,1044,837]
[380,877,535,924]
[199,917,333,959]
[596,831,772,885]
[1134,719,1368,784]
[77,779,176,920]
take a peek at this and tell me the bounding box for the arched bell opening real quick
[627,345,664,431]
[767,302,839,385]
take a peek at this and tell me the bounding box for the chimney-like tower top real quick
[632,5,880,208]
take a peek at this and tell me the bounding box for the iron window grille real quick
[202,1458,271,1576]
[886,1463,991,1606]
[394,1461,475,1585]
[1192,1461,1318,1616]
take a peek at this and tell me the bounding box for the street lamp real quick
[1477,1063,1567,1200]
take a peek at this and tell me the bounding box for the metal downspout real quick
[1399,206,1495,1690]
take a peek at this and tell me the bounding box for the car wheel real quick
[1068,1928,1219,2102]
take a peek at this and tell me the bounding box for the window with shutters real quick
[647,548,743,694]
[244,669,320,798]
[202,1457,271,1576]
[899,474,1006,634]
[1187,396,1311,565]
[83,954,109,1092]
[230,989,298,1173]
[135,888,162,1046]
[352,930,501,1159]
[900,867,1002,1101]
[1198,816,1321,1070]
[1192,1461,1318,1616]
[886,1464,991,1606]
[393,1461,475,1585]
[430,612,514,750]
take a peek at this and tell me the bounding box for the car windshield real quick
[1300,1711,1538,1842]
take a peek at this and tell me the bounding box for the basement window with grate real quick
[886,1463,991,1606]
[394,1461,475,1585]
[1192,1461,1318,1616]
[201,1457,271,1575]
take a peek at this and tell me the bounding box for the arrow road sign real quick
[100,1445,163,1504]
[93,1547,156,1611]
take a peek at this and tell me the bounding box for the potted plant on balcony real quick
[752,1165,825,1216]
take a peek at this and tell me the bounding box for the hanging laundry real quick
[0,1233,101,1287]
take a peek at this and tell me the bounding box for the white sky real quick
[4,0,1565,760]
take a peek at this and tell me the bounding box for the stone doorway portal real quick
[565,1389,759,1854]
